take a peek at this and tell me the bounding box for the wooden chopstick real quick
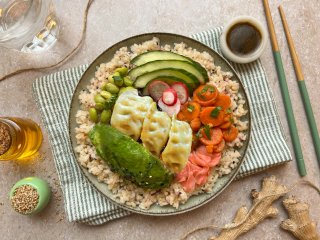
[279,5,320,166]
[262,0,307,176]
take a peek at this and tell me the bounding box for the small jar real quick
[9,177,51,215]
[0,117,42,161]
[220,16,268,64]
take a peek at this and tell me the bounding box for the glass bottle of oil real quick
[0,117,42,161]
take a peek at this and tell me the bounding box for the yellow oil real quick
[0,118,42,161]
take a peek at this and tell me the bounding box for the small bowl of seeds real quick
[9,177,51,215]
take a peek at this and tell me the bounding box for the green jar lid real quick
[9,177,51,215]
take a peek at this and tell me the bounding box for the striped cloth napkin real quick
[32,27,292,225]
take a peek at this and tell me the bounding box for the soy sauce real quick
[226,22,261,56]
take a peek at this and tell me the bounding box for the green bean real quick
[123,76,133,86]
[105,83,120,94]
[95,103,105,111]
[89,108,98,122]
[100,91,112,100]
[101,82,108,91]
[94,94,106,104]
[107,75,114,84]
[114,78,123,87]
[100,110,111,124]
[112,72,123,87]
[115,67,128,76]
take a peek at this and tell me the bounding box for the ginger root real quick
[210,175,287,240]
[281,196,320,240]
[180,176,320,240]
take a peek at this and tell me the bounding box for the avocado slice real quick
[129,60,207,84]
[131,50,194,65]
[89,124,173,189]
[133,68,200,89]
[131,51,209,84]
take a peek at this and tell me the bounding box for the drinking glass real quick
[0,0,59,52]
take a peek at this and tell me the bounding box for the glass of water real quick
[0,0,59,52]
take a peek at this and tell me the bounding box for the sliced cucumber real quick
[129,60,206,84]
[143,76,194,94]
[131,51,209,83]
[131,50,194,66]
[134,68,199,90]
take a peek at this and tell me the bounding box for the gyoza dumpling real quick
[111,89,153,140]
[161,116,192,173]
[141,103,171,157]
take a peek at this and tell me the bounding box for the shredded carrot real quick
[212,139,225,152]
[213,94,231,110]
[190,118,201,132]
[223,126,239,142]
[219,110,234,129]
[193,85,219,106]
[199,107,225,126]
[199,127,223,146]
[177,101,201,122]
[206,145,214,153]
[219,121,232,129]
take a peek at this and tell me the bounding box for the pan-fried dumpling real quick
[111,89,153,140]
[161,116,192,173]
[141,103,171,156]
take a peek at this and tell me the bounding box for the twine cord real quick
[0,0,94,82]
[180,179,320,240]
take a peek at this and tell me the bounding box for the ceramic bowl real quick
[220,16,268,64]
[68,32,252,216]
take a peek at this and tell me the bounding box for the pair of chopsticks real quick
[263,0,320,177]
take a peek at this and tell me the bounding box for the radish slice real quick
[147,81,170,102]
[158,98,181,117]
[162,88,178,106]
[171,83,189,104]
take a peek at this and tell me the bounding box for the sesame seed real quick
[11,185,39,214]
[0,122,11,155]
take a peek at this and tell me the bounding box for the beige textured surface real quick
[0,0,319,239]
